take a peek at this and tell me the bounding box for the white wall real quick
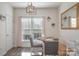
[59,2,79,43]
[0,3,13,55]
[13,8,59,47]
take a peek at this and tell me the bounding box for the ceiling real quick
[10,2,63,8]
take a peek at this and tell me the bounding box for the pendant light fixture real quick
[26,2,37,15]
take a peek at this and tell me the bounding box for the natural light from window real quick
[21,17,43,41]
[70,18,77,28]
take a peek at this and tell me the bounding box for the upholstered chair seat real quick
[33,40,43,47]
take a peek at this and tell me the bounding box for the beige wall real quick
[0,3,13,55]
[13,8,59,47]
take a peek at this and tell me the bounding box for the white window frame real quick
[21,16,44,41]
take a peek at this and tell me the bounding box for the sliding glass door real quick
[21,17,43,41]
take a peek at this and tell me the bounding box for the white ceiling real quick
[10,2,63,8]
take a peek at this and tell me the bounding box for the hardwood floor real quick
[4,47,42,56]
[4,47,30,56]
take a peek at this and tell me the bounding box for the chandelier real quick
[26,2,37,15]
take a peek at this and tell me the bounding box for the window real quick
[33,33,41,40]
[21,17,43,40]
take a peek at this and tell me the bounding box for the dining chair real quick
[29,36,44,56]
[66,40,77,56]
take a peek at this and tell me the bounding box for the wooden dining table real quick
[40,37,59,55]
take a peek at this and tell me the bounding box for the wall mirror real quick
[61,3,79,29]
